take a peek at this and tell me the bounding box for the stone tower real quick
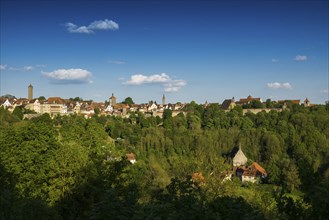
[110,93,116,105]
[162,94,166,105]
[28,84,33,100]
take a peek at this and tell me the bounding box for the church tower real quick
[28,84,33,100]
[162,94,166,105]
[109,93,116,105]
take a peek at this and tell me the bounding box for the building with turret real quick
[110,93,116,105]
[231,145,267,183]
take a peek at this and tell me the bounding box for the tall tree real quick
[122,97,134,105]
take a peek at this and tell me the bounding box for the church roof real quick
[221,99,233,110]
[233,146,248,166]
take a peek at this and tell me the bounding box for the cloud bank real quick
[123,73,186,92]
[0,64,6,70]
[65,19,119,34]
[7,66,35,71]
[42,68,93,84]
[294,55,307,61]
[267,82,292,90]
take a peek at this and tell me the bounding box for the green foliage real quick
[94,107,100,115]
[38,96,46,101]
[0,104,328,218]
[163,109,173,129]
[0,107,20,125]
[243,100,264,109]
[276,192,311,219]
[12,107,23,120]
[70,96,83,102]
[122,97,134,105]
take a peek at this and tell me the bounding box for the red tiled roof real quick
[278,100,300,105]
[126,153,135,161]
[48,97,63,104]
[252,162,267,175]
[239,96,261,104]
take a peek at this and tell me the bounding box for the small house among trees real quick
[126,152,136,164]
[230,146,267,183]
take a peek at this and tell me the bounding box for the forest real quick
[0,102,328,219]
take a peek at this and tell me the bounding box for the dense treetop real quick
[0,103,328,219]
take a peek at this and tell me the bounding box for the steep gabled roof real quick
[233,146,248,166]
[221,99,233,110]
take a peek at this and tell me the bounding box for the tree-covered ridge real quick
[0,103,328,219]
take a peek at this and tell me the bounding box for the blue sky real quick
[0,0,328,104]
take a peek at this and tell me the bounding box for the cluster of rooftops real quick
[1,88,313,118]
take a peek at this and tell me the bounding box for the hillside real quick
[1,103,328,219]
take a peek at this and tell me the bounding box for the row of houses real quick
[221,95,312,111]
[1,94,314,118]
[0,96,186,118]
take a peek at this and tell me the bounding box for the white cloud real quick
[320,89,329,93]
[124,73,170,85]
[267,82,281,89]
[66,23,93,34]
[42,68,93,84]
[164,80,187,92]
[0,64,6,70]
[282,82,292,89]
[108,60,125,65]
[294,55,307,61]
[267,82,292,90]
[123,73,186,92]
[23,66,34,71]
[8,66,34,71]
[89,19,119,30]
[271,58,279,63]
[65,19,119,34]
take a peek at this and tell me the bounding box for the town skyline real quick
[1,83,314,120]
[1,0,328,104]
[0,83,317,105]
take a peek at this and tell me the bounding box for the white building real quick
[105,104,113,112]
[2,99,12,109]
[25,99,41,113]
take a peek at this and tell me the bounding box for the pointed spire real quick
[233,144,248,167]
